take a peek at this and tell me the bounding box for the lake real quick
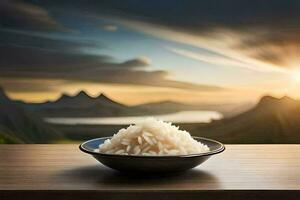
[45,110,223,125]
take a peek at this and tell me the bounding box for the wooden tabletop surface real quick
[1,144,300,200]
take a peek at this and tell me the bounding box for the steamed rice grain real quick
[99,118,209,155]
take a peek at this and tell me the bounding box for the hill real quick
[0,88,63,143]
[190,95,300,143]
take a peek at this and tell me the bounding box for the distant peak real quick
[97,93,109,99]
[259,95,279,103]
[96,93,114,102]
[54,91,91,103]
[75,90,90,97]
[56,93,72,102]
[280,95,295,102]
[258,95,296,107]
[97,93,105,97]
[60,93,71,98]
[95,93,125,106]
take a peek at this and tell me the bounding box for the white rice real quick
[99,118,209,156]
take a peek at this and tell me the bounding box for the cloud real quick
[4,1,298,71]
[0,0,65,31]
[102,24,118,32]
[234,30,300,68]
[117,19,291,73]
[57,0,299,71]
[120,56,151,68]
[0,78,65,92]
[0,29,100,53]
[0,30,224,92]
[71,69,222,91]
[166,47,285,73]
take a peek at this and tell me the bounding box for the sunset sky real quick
[0,0,300,105]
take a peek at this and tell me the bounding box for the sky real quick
[0,0,300,105]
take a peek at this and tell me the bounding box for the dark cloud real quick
[0,30,100,53]
[100,0,300,68]
[2,0,299,69]
[70,69,221,91]
[0,30,223,91]
[0,0,65,31]
[0,41,145,74]
[0,79,60,92]
[0,44,110,70]
[37,0,300,68]
[36,0,300,33]
[234,30,300,67]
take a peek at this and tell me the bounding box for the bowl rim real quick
[79,136,225,158]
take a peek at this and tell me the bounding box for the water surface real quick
[46,110,222,125]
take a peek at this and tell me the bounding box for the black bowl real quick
[79,136,225,173]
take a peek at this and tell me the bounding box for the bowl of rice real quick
[80,118,225,172]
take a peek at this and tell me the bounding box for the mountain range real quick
[21,91,144,117]
[24,91,126,109]
[0,88,63,143]
[20,90,251,117]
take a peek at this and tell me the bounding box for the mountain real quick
[190,95,300,143]
[0,88,63,143]
[22,91,142,117]
[24,91,126,109]
[134,100,253,117]
[51,91,127,109]
[21,90,252,117]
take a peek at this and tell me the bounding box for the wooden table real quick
[0,145,300,200]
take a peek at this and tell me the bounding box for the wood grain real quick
[0,144,300,200]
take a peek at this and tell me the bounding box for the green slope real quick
[0,127,24,144]
[0,88,64,143]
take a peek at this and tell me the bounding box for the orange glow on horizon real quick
[4,83,263,106]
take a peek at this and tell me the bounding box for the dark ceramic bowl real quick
[79,136,225,172]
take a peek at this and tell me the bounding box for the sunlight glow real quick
[292,70,300,82]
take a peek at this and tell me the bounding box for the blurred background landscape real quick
[0,0,300,144]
